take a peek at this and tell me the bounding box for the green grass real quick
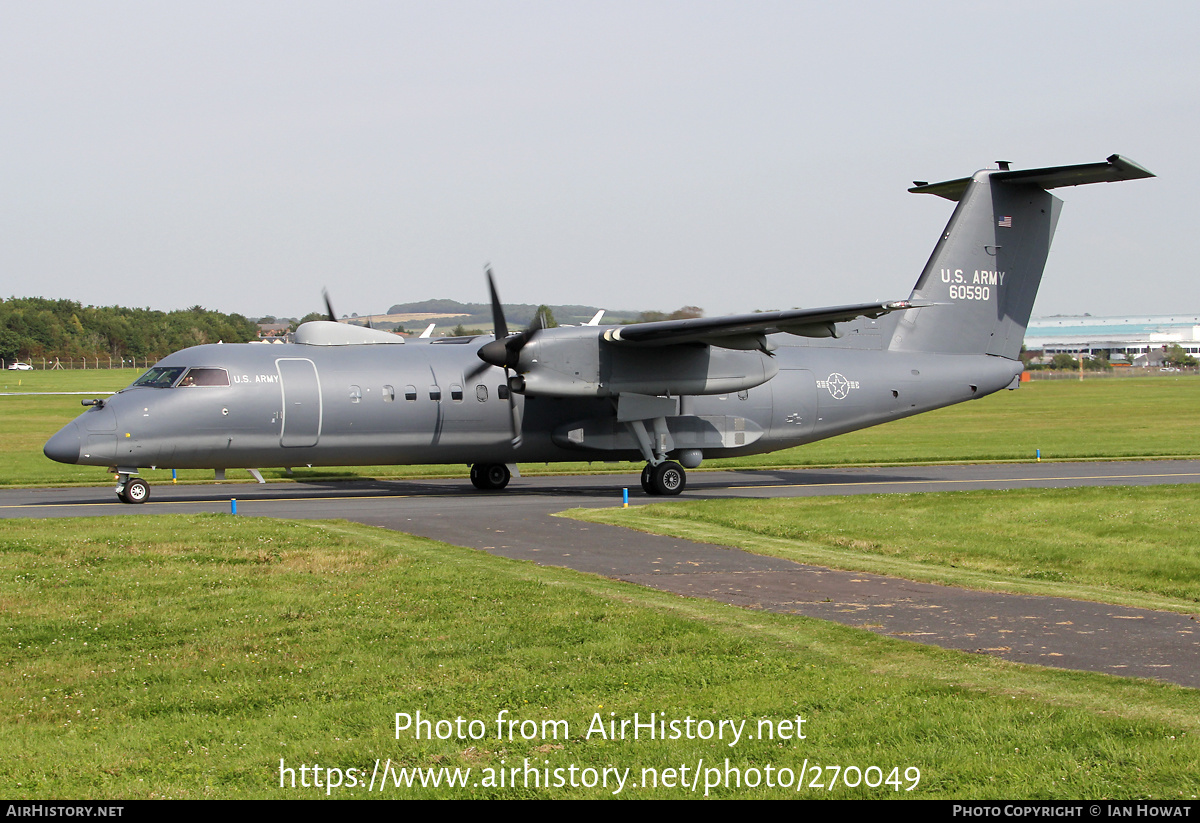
[705,374,1200,468]
[5,372,1200,488]
[2,516,1198,799]
[0,368,143,394]
[568,485,1200,613]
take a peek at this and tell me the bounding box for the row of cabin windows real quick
[350,384,509,403]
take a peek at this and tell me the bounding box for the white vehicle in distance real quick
[7,362,33,370]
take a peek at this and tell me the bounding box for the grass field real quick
[3,370,1199,487]
[2,516,1198,799]
[569,485,1200,613]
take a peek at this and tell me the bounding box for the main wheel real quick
[650,461,685,496]
[640,464,658,495]
[470,463,511,490]
[118,478,149,504]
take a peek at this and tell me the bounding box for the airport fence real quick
[1023,367,1199,380]
[3,356,158,371]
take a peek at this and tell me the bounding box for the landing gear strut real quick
[640,461,686,496]
[470,463,511,491]
[116,476,149,504]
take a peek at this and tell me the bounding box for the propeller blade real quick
[322,289,337,323]
[508,386,523,448]
[485,267,508,340]
[464,358,493,382]
[519,309,546,345]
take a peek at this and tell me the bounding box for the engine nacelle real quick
[517,327,779,397]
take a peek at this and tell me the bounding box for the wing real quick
[599,299,928,350]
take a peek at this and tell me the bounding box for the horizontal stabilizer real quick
[909,154,1154,201]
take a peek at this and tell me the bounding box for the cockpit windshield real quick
[130,367,229,388]
[131,367,186,388]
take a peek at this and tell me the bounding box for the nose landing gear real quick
[116,475,149,504]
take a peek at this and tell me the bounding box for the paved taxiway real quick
[3,460,1198,688]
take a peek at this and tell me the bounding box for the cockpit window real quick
[131,367,186,388]
[130,367,230,388]
[178,368,229,387]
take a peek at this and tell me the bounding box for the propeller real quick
[466,267,544,447]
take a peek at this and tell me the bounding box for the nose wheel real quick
[116,477,149,504]
[640,461,685,496]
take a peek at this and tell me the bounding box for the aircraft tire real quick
[650,461,685,496]
[470,463,511,491]
[640,464,658,495]
[119,478,149,504]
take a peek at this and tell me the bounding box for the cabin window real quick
[497,384,509,400]
[738,390,749,401]
[178,368,229,387]
[476,385,488,402]
[350,385,361,403]
[429,386,441,401]
[404,385,417,401]
[383,385,395,402]
[450,384,463,402]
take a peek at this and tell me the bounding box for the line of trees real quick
[0,297,258,364]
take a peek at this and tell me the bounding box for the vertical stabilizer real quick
[889,155,1153,359]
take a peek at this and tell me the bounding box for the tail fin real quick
[888,154,1153,359]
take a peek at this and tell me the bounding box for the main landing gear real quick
[640,461,686,496]
[470,463,511,491]
[116,475,149,504]
[620,408,694,496]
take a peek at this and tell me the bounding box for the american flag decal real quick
[998,215,1012,228]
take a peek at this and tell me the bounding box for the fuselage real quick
[44,330,1022,473]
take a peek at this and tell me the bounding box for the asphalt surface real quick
[3,460,1199,688]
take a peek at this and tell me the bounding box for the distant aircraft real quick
[44,155,1153,503]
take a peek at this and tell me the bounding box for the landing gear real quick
[116,476,149,504]
[620,405,689,496]
[641,461,686,496]
[470,462,511,491]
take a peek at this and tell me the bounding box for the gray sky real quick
[2,1,1195,320]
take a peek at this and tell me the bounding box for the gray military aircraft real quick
[44,155,1153,503]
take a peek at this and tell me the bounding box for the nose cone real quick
[44,422,81,464]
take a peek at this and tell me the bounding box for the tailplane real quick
[888,154,1153,359]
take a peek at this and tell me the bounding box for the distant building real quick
[1024,315,1200,365]
[257,323,292,339]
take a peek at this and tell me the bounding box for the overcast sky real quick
[2,1,1195,320]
